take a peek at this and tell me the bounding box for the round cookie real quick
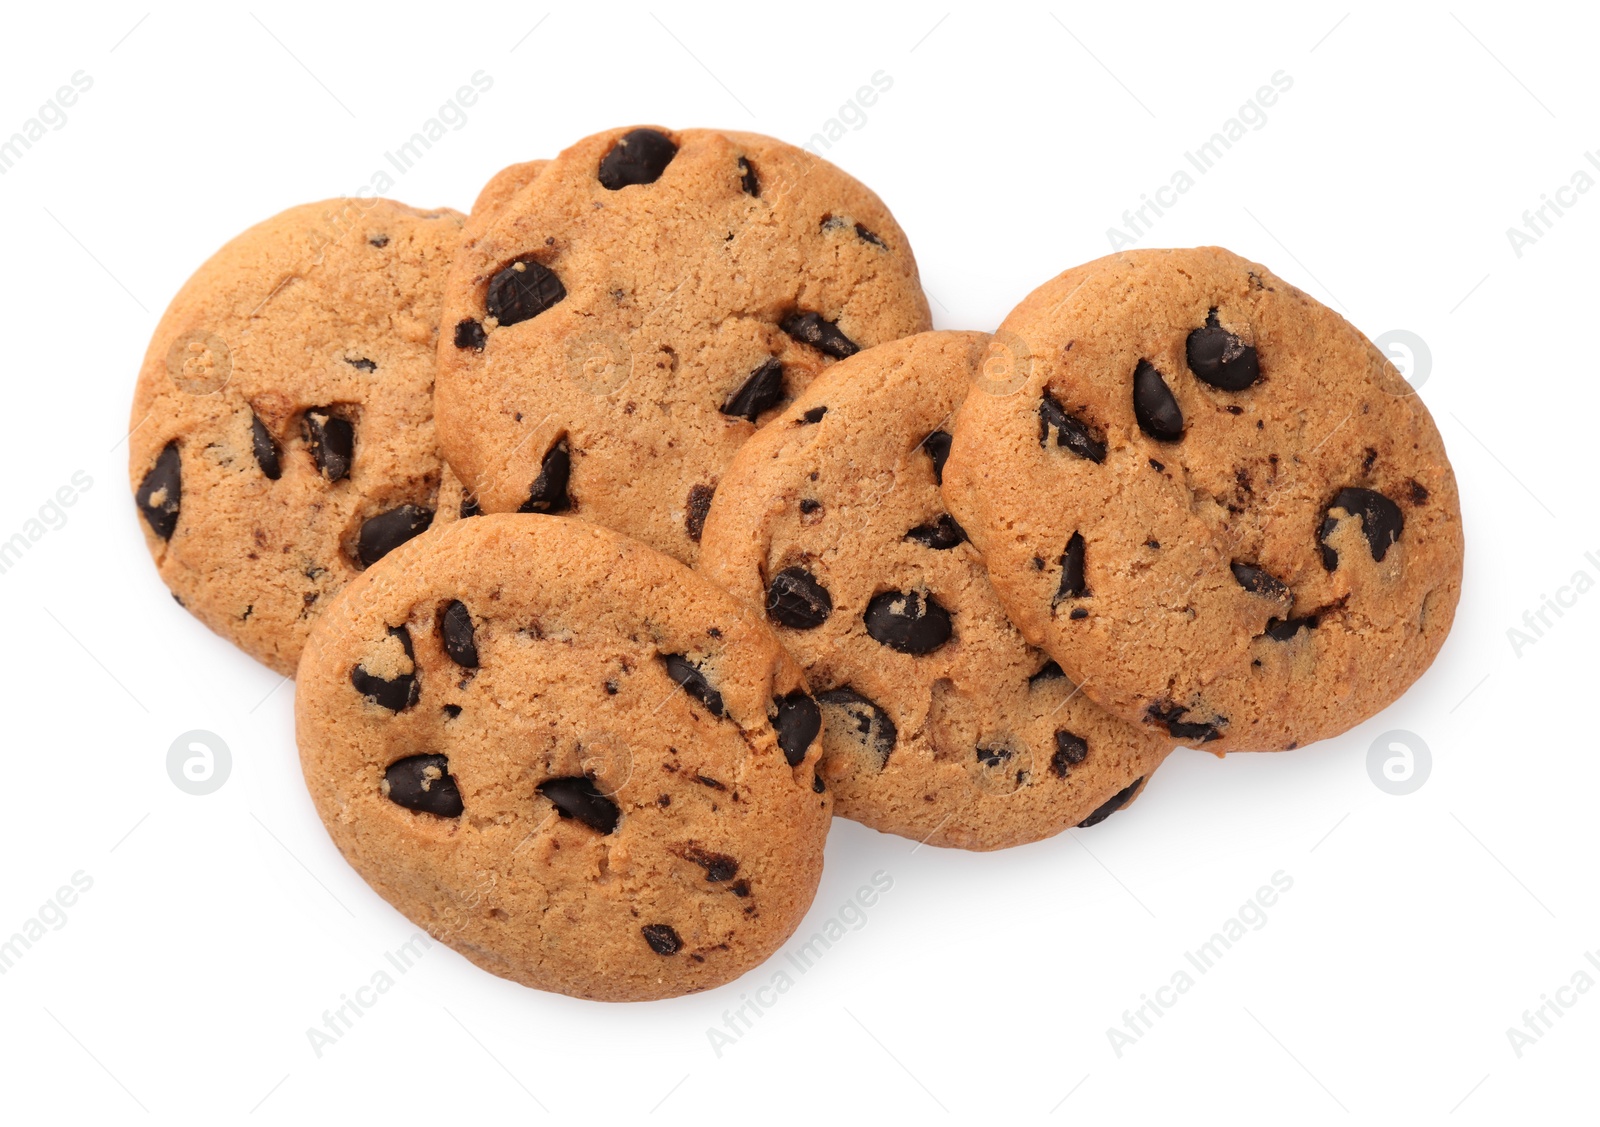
[130,199,467,674]
[295,514,832,1002]
[698,332,1172,851]
[942,248,1464,753]
[434,125,933,564]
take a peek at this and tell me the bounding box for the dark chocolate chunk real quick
[864,589,952,654]
[772,691,822,766]
[1185,309,1260,390]
[1144,701,1222,742]
[460,495,481,519]
[766,567,832,629]
[905,513,967,550]
[1230,561,1289,600]
[441,600,478,668]
[1069,608,1088,620]
[1029,660,1065,687]
[780,311,858,359]
[685,483,715,542]
[976,746,1012,767]
[368,234,389,248]
[1038,390,1107,463]
[1051,730,1089,777]
[454,318,487,351]
[346,356,377,373]
[598,128,677,190]
[357,505,434,568]
[1264,615,1318,641]
[854,223,886,248]
[738,156,759,196]
[251,414,281,480]
[800,406,828,424]
[1078,778,1143,827]
[641,924,682,955]
[442,704,462,719]
[799,498,821,515]
[486,257,566,327]
[1055,531,1088,602]
[816,688,897,768]
[383,754,463,817]
[519,438,571,513]
[351,626,419,712]
[1319,487,1404,569]
[538,776,621,833]
[661,654,724,717]
[679,845,739,882]
[722,358,784,423]
[812,773,826,794]
[1132,360,1184,441]
[922,429,953,483]
[1408,479,1430,505]
[136,442,182,540]
[304,408,353,481]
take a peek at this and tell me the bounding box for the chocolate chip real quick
[1133,360,1184,441]
[799,498,821,515]
[780,311,859,359]
[738,156,759,196]
[382,754,463,817]
[441,600,478,667]
[351,626,419,712]
[357,505,434,568]
[442,704,461,719]
[346,357,377,373]
[486,257,566,327]
[864,589,952,654]
[598,128,677,190]
[1078,778,1143,827]
[685,483,715,541]
[855,223,886,248]
[812,773,825,794]
[1051,730,1088,777]
[1408,479,1430,505]
[817,688,897,768]
[131,444,183,543]
[251,414,281,480]
[1230,561,1289,600]
[538,776,621,833]
[1029,660,1065,687]
[460,495,481,519]
[678,845,739,882]
[722,358,784,423]
[766,567,832,629]
[1055,531,1088,602]
[1320,487,1404,569]
[1186,310,1260,390]
[1038,390,1107,463]
[641,924,682,955]
[905,513,967,550]
[1149,458,1164,472]
[1363,447,1378,474]
[772,691,822,766]
[800,406,828,424]
[661,654,724,717]
[519,438,571,513]
[1264,615,1318,641]
[368,234,389,248]
[923,429,953,483]
[1069,608,1088,620]
[304,409,353,481]
[1145,701,1222,742]
[454,318,487,351]
[976,746,1012,767]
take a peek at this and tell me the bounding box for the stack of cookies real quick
[129,126,1463,1002]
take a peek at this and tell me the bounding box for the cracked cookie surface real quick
[699,332,1171,850]
[129,198,468,674]
[434,125,932,564]
[942,248,1464,753]
[295,514,830,1001]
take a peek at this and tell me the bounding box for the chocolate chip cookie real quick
[942,248,1464,753]
[434,126,932,564]
[295,514,831,1001]
[129,198,466,674]
[698,332,1172,850]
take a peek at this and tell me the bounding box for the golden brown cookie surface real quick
[699,332,1172,850]
[296,514,831,1001]
[943,248,1464,753]
[129,198,465,674]
[435,126,932,563]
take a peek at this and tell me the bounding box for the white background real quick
[2,2,1595,1123]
